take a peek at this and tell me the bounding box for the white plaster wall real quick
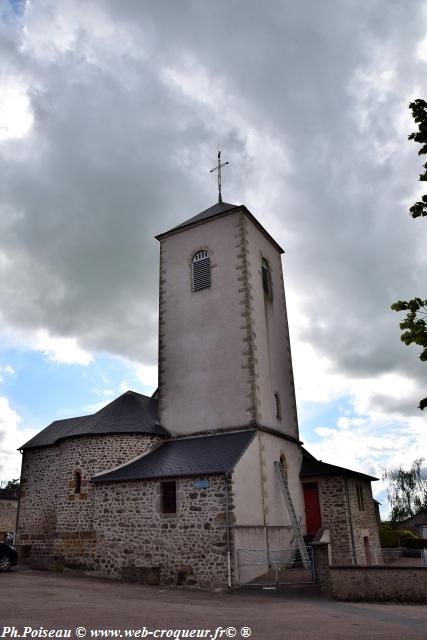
[159,211,253,434]
[232,431,305,529]
[258,431,305,529]
[245,217,299,439]
[232,432,264,526]
[231,430,306,584]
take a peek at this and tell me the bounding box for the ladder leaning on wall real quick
[274,460,311,569]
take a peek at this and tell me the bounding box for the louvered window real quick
[261,258,271,295]
[192,251,211,292]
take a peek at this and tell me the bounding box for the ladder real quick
[274,461,311,569]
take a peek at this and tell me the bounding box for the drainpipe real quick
[14,450,24,547]
[256,431,269,562]
[224,474,232,588]
[345,478,357,566]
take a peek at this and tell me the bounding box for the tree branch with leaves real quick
[391,99,427,410]
[383,458,427,522]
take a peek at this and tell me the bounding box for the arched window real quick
[274,392,282,419]
[261,258,271,295]
[74,471,82,495]
[280,454,287,476]
[192,250,211,292]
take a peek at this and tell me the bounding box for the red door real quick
[303,483,322,536]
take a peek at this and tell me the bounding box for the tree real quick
[391,99,427,410]
[4,479,19,491]
[408,99,427,219]
[383,458,427,522]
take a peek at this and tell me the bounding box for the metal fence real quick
[237,545,315,586]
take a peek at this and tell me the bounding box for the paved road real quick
[0,567,426,640]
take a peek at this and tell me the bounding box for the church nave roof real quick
[93,429,256,483]
[20,390,168,450]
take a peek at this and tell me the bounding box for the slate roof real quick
[300,448,378,482]
[155,200,285,254]
[156,201,239,238]
[94,430,256,483]
[21,391,168,450]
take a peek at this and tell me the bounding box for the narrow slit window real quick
[261,258,271,295]
[356,485,365,511]
[74,471,82,495]
[192,251,211,292]
[161,481,176,514]
[274,392,282,419]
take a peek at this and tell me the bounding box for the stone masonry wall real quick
[313,543,427,602]
[316,475,353,565]
[18,434,161,567]
[93,475,231,587]
[345,478,382,565]
[0,500,18,535]
[329,565,427,602]
[315,475,381,565]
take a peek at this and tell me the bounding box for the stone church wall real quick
[17,434,161,565]
[316,475,381,565]
[92,475,231,587]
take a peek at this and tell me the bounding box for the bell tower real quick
[155,200,299,440]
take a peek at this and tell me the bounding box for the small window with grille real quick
[261,258,271,296]
[192,251,211,292]
[161,481,177,514]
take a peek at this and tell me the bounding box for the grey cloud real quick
[0,1,426,414]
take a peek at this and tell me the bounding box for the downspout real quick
[256,431,269,560]
[14,450,24,546]
[224,473,232,588]
[345,478,357,566]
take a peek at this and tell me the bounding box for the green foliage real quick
[391,100,426,410]
[391,298,427,410]
[383,458,427,522]
[379,528,418,548]
[408,98,427,218]
[4,479,19,491]
[403,537,427,549]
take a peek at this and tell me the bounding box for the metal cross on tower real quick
[210,149,229,203]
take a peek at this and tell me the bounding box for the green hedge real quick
[380,528,420,548]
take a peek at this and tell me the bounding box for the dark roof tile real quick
[94,430,256,482]
[21,391,168,450]
[300,448,378,481]
[156,201,239,238]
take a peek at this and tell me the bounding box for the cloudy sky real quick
[0,0,426,513]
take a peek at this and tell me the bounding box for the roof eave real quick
[93,469,227,484]
[155,205,285,254]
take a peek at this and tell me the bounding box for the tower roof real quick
[156,201,284,253]
[20,390,169,450]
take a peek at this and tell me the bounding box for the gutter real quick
[224,473,232,588]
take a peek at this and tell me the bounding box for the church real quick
[16,181,381,586]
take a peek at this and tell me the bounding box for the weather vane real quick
[210,149,229,203]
